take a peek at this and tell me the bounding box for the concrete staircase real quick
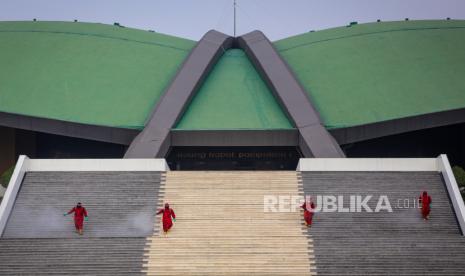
[0,171,163,275]
[301,171,465,275]
[1,169,463,275]
[3,171,163,238]
[0,238,147,275]
[143,171,315,275]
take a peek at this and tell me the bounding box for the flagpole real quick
[233,0,236,37]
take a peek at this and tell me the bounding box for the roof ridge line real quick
[0,29,191,51]
[279,25,465,52]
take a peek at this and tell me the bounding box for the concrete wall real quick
[27,158,170,172]
[437,154,465,235]
[296,158,437,171]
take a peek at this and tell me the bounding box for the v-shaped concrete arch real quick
[125,30,344,158]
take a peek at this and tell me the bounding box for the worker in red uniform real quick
[64,202,88,235]
[301,200,315,227]
[419,191,432,220]
[157,203,176,235]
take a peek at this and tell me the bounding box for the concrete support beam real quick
[0,112,138,146]
[171,129,298,147]
[237,31,344,158]
[331,107,465,145]
[125,31,234,158]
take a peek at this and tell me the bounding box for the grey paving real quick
[3,171,163,238]
[301,171,465,275]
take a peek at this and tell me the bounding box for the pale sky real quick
[1,0,464,41]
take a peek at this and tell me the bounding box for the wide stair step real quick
[144,171,315,275]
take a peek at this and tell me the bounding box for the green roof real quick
[175,49,293,130]
[2,20,465,132]
[274,20,465,129]
[0,21,195,129]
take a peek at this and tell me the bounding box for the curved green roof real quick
[2,20,465,133]
[274,20,465,129]
[175,49,293,130]
[0,21,195,129]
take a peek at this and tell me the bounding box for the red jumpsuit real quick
[157,207,176,232]
[419,193,432,219]
[301,202,315,226]
[68,206,88,230]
